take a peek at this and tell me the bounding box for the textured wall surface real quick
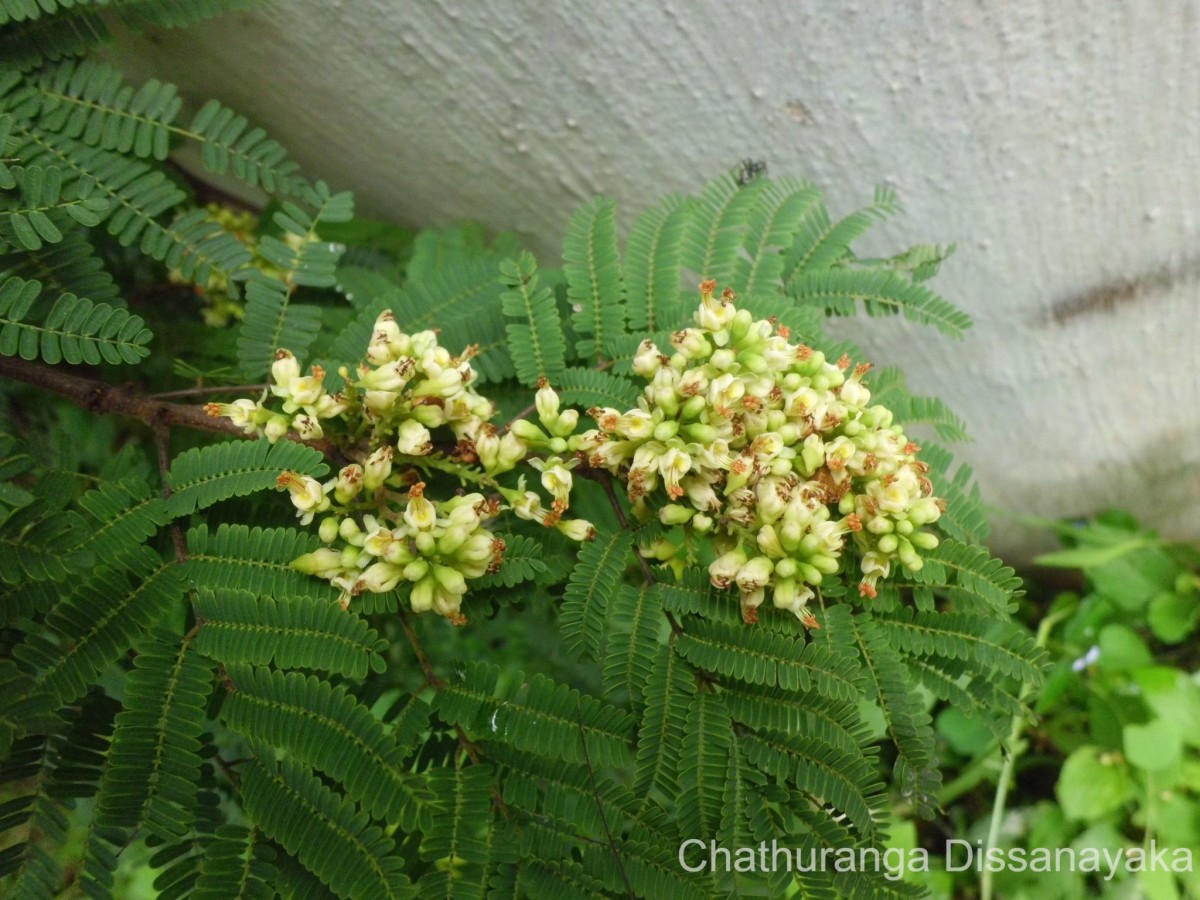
[114,1,1200,561]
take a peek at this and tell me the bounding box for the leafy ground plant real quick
[0,6,1045,899]
[905,513,1200,900]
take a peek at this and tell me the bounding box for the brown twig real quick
[593,467,687,636]
[396,605,442,688]
[150,383,268,400]
[0,355,337,456]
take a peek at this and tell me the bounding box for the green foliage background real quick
[0,4,1069,899]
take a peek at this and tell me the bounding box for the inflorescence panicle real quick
[207,281,944,626]
[572,280,944,625]
[207,312,591,622]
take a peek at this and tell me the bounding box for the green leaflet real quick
[563,197,625,359]
[165,438,328,519]
[560,526,633,661]
[436,662,636,770]
[183,522,335,599]
[0,275,151,365]
[240,755,412,899]
[193,589,386,678]
[499,251,568,386]
[222,666,431,824]
[90,629,215,841]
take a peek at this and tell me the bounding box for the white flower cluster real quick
[281,472,502,624]
[206,312,595,622]
[205,310,495,451]
[574,280,944,625]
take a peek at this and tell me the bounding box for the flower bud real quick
[290,548,344,577]
[756,524,784,557]
[318,516,340,543]
[535,382,561,427]
[403,558,430,582]
[671,328,710,359]
[355,561,403,594]
[395,418,432,456]
[334,464,363,505]
[358,359,413,392]
[549,408,579,437]
[736,556,774,591]
[410,575,436,612]
[910,530,940,551]
[436,524,471,556]
[362,445,394,491]
[332,520,361,550]
[632,339,663,377]
[432,564,468,596]
[475,426,501,472]
[497,431,528,470]
[510,418,550,446]
[709,546,748,589]
[270,349,301,394]
[659,504,695,526]
[640,538,680,561]
[366,311,403,365]
[263,414,291,444]
[557,518,596,541]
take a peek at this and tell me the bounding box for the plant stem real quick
[979,610,1066,900]
[0,355,337,454]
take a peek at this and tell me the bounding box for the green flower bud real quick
[270,349,301,393]
[497,431,528,471]
[797,562,824,585]
[263,413,291,443]
[338,516,365,546]
[291,548,343,577]
[659,504,695,526]
[680,395,707,420]
[910,530,939,551]
[535,381,561,428]
[866,516,893,534]
[774,558,798,579]
[549,408,579,438]
[510,418,550,445]
[403,559,430,582]
[808,553,840,575]
[437,524,471,556]
[318,516,340,543]
[736,556,773,591]
[475,426,500,472]
[432,564,468,596]
[652,420,679,442]
[410,575,436,613]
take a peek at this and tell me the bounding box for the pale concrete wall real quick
[113,1,1200,561]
